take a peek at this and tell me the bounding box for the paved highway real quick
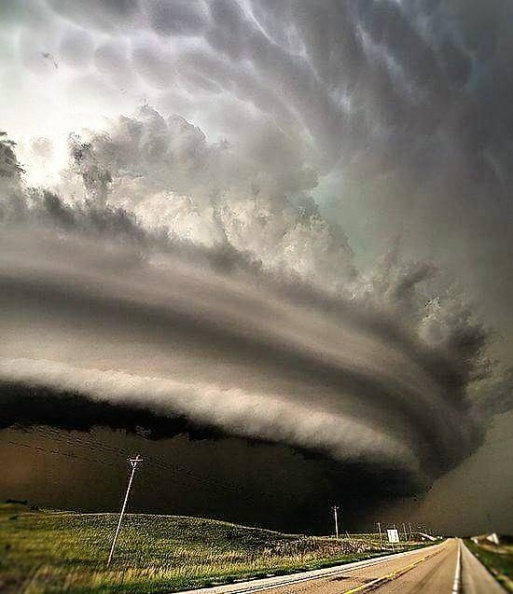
[251,539,458,594]
[181,538,505,594]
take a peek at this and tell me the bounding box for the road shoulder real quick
[461,541,507,594]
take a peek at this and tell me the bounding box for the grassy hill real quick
[0,502,421,594]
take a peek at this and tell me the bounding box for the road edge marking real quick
[452,539,462,594]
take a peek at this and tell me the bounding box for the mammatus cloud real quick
[3,0,513,313]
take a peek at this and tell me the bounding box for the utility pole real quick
[332,506,340,538]
[107,454,143,566]
[377,521,383,548]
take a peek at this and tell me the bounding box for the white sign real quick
[387,529,400,543]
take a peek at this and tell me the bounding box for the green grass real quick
[0,503,423,594]
[465,539,513,592]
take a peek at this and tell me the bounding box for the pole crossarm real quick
[129,454,143,469]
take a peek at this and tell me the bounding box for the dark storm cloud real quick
[0,424,413,533]
[0,380,222,440]
[0,101,496,503]
[0,209,487,496]
[2,0,513,529]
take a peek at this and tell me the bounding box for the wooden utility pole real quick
[107,454,143,566]
[332,506,340,538]
[402,522,408,541]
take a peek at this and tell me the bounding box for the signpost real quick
[387,528,400,544]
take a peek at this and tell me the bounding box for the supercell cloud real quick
[0,0,512,530]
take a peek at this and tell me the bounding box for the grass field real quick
[0,502,424,594]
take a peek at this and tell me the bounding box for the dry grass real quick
[0,503,422,594]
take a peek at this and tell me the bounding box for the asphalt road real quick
[181,538,506,594]
[254,539,457,594]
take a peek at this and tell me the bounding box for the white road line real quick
[452,539,462,594]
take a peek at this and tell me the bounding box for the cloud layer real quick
[0,170,488,499]
[1,0,513,527]
[3,0,513,325]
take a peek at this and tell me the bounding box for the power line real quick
[0,430,279,503]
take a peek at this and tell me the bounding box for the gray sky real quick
[1,0,513,534]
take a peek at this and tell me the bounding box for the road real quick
[181,539,506,594]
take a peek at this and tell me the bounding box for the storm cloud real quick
[1,0,512,531]
[0,194,488,499]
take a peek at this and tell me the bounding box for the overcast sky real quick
[1,0,513,534]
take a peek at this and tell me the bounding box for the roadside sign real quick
[387,529,400,543]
